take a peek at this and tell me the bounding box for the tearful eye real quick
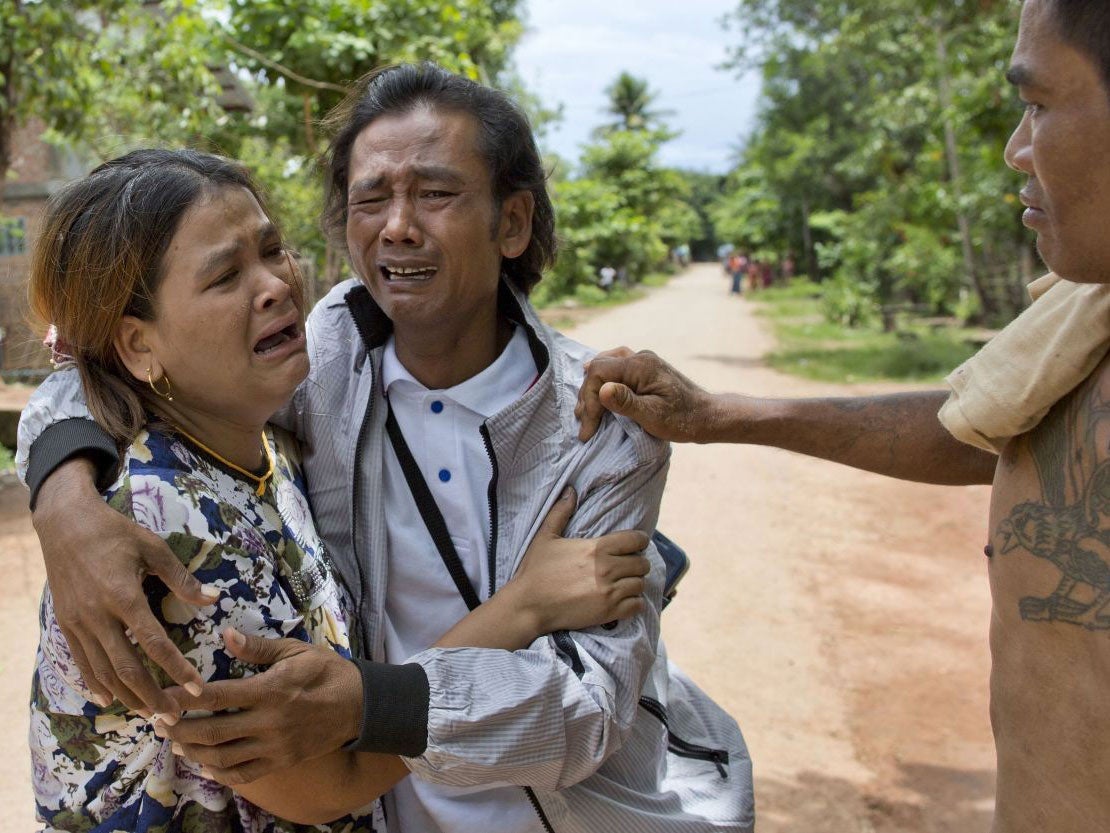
[211,271,237,289]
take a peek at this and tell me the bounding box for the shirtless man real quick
[577,1,1110,830]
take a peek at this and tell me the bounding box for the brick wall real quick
[0,122,66,373]
[8,121,53,185]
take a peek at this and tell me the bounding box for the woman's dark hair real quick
[29,148,282,443]
[1048,0,1110,93]
[322,62,557,294]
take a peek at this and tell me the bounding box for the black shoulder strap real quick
[385,402,482,611]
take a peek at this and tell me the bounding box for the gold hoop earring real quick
[147,367,174,401]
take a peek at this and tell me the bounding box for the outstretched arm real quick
[576,347,997,485]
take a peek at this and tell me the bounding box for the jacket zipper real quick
[349,392,373,642]
[638,696,730,778]
[480,422,554,833]
[524,786,555,833]
[347,301,378,654]
[479,423,500,600]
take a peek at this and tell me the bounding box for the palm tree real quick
[603,72,670,132]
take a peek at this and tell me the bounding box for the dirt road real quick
[0,263,995,831]
[567,264,996,833]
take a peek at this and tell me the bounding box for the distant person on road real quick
[746,260,762,295]
[761,261,774,290]
[598,263,617,291]
[782,253,797,283]
[727,251,747,295]
[575,1,1110,829]
[717,242,734,272]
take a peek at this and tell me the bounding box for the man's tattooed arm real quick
[717,390,998,485]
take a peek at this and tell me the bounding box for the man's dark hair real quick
[322,62,557,295]
[1047,0,1110,93]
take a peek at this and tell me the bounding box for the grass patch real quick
[0,445,14,473]
[754,278,823,302]
[755,285,980,384]
[572,283,646,307]
[640,271,673,288]
[535,271,674,310]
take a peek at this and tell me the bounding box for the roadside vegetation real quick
[754,280,982,383]
[2,0,1035,392]
[713,0,1033,329]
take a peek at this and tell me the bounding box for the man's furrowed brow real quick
[259,221,279,242]
[348,176,384,198]
[412,165,467,186]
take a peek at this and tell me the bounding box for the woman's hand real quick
[33,458,218,716]
[507,487,651,635]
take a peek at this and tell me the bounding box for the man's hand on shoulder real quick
[159,629,363,785]
[34,458,217,716]
[576,347,723,443]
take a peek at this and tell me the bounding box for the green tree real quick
[545,83,701,302]
[718,0,1029,325]
[0,1,223,188]
[221,0,524,154]
[600,71,671,134]
[675,170,725,260]
[4,0,530,289]
[1,0,99,185]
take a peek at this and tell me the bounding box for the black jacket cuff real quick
[27,418,119,510]
[344,658,429,756]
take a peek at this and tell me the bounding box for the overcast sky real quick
[513,0,761,174]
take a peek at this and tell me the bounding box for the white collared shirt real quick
[380,324,543,833]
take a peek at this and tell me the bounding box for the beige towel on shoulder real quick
[938,273,1110,453]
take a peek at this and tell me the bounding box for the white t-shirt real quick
[381,325,544,833]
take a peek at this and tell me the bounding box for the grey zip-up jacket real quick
[19,279,755,832]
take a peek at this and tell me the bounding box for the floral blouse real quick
[29,426,382,832]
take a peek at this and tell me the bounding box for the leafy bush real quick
[820,273,878,328]
[572,284,609,305]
